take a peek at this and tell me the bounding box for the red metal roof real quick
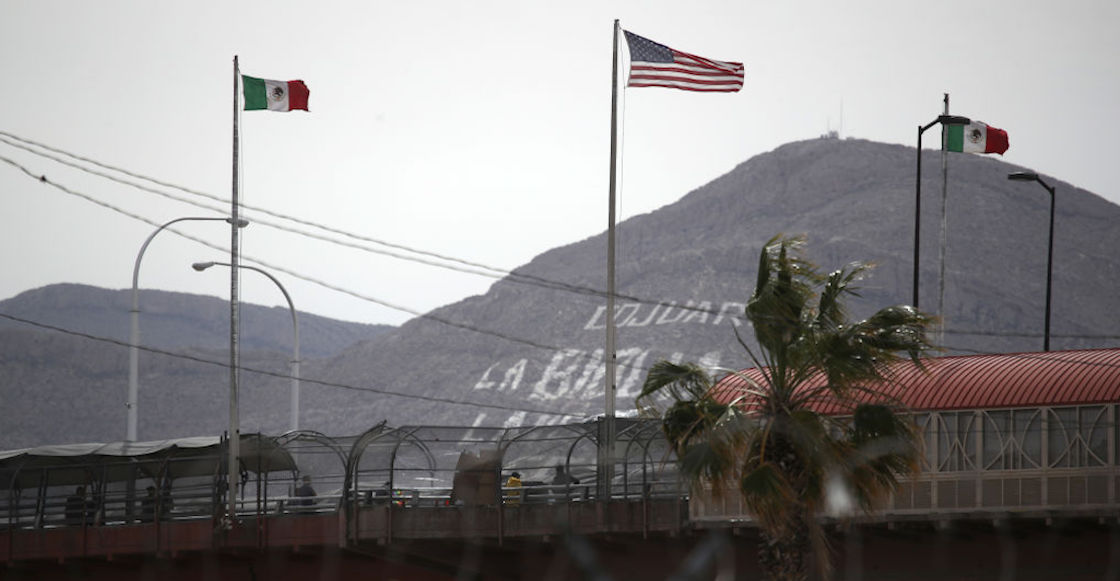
[712,348,1120,412]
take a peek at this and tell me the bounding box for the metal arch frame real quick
[274,430,349,477]
[384,427,439,486]
[270,430,349,516]
[342,424,438,546]
[619,420,676,497]
[499,423,595,475]
[344,424,438,506]
[562,423,602,475]
[503,417,671,492]
[343,421,389,511]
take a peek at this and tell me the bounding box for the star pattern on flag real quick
[626,33,674,63]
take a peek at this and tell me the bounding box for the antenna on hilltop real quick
[821,99,844,140]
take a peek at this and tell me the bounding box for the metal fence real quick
[1,417,684,531]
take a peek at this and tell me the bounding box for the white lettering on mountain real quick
[583,300,746,331]
[477,347,725,408]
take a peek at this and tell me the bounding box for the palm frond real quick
[679,437,740,485]
[853,304,938,361]
[637,360,714,404]
[814,262,869,331]
[748,235,820,355]
[661,399,730,454]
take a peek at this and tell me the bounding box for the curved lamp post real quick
[193,261,301,432]
[1007,172,1056,352]
[128,217,248,442]
[914,114,971,307]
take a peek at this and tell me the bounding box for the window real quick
[981,409,1042,470]
[1047,406,1108,468]
[933,412,976,472]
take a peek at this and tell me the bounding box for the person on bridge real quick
[65,486,89,525]
[552,465,580,486]
[373,481,391,505]
[504,472,522,506]
[140,486,157,522]
[294,475,317,506]
[552,465,580,500]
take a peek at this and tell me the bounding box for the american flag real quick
[624,31,744,93]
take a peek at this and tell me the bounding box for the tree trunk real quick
[756,514,811,581]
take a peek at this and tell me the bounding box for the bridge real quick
[1,419,699,579]
[4,350,1120,579]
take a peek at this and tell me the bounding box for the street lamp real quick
[1007,171,1056,352]
[914,115,971,307]
[192,261,301,432]
[128,217,248,442]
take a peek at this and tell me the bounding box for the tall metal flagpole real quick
[599,19,621,500]
[227,55,242,525]
[937,93,949,347]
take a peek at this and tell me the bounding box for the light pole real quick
[914,114,971,307]
[128,217,248,442]
[193,261,301,432]
[1007,172,1056,352]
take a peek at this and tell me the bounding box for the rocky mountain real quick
[3,137,1118,449]
[0,284,390,358]
[0,285,391,448]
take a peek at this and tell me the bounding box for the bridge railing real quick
[1,419,685,532]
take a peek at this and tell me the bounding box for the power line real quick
[940,343,1120,372]
[943,328,1120,340]
[0,133,518,282]
[0,311,584,420]
[0,152,737,378]
[0,130,744,323]
[0,152,701,383]
[0,154,579,351]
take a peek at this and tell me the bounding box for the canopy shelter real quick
[0,434,298,528]
[0,434,296,492]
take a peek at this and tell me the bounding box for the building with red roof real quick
[695,348,1120,522]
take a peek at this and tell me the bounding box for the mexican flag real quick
[242,75,309,112]
[946,121,1008,155]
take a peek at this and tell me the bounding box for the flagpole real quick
[227,55,242,525]
[937,92,949,348]
[599,18,621,500]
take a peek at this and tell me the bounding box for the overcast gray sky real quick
[2,0,1116,326]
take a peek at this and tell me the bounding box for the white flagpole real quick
[599,19,621,499]
[937,93,949,348]
[227,55,242,525]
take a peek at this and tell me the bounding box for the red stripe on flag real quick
[671,50,743,76]
[631,64,739,78]
[628,74,744,88]
[627,82,743,92]
[985,125,1009,155]
[288,80,310,111]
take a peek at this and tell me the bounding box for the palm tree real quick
[637,235,935,581]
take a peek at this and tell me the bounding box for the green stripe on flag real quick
[945,125,964,152]
[242,75,267,111]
